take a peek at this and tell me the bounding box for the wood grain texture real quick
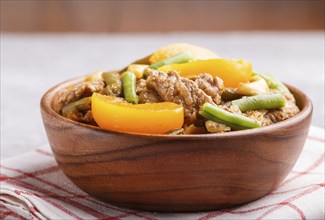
[2,1,324,32]
[41,77,312,212]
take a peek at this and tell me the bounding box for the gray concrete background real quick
[1,32,324,159]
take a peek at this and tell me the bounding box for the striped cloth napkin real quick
[1,126,324,220]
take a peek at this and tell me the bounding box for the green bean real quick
[199,103,261,130]
[102,71,122,96]
[122,71,139,104]
[231,94,286,112]
[62,97,92,117]
[148,52,192,70]
[221,88,242,101]
[253,72,290,95]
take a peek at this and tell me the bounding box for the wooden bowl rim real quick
[41,76,313,139]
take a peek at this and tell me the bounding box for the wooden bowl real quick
[40,77,312,212]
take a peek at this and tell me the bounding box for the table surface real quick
[1,32,324,159]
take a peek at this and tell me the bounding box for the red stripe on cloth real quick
[33,151,155,219]
[0,174,10,181]
[307,136,325,143]
[199,184,324,220]
[17,190,83,220]
[1,194,45,220]
[1,176,83,220]
[114,210,157,220]
[256,184,323,220]
[35,149,53,157]
[2,174,109,220]
[271,183,325,195]
[290,170,323,174]
[0,210,26,220]
[1,166,126,219]
[284,203,306,220]
[0,165,60,181]
[1,165,89,200]
[2,165,155,220]
[82,198,156,220]
[1,167,155,220]
[198,203,279,220]
[276,153,325,188]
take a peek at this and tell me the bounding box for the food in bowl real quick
[53,43,300,134]
[41,44,312,212]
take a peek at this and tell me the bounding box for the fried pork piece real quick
[205,120,231,133]
[184,124,207,134]
[53,80,105,112]
[136,79,162,103]
[83,110,97,125]
[194,73,224,104]
[146,69,224,124]
[244,110,272,126]
[63,109,96,125]
[265,93,300,123]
